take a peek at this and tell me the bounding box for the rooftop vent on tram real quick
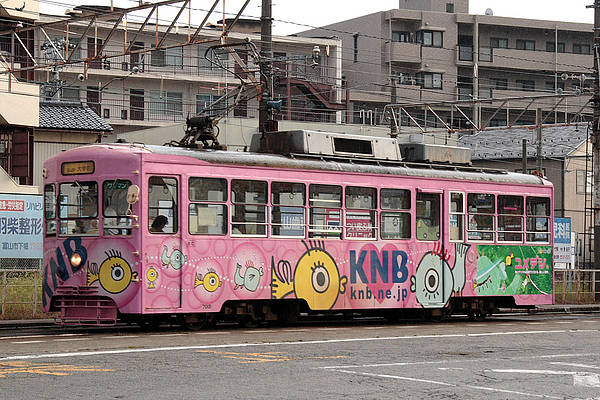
[260,130,402,161]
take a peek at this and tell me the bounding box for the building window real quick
[151,46,183,68]
[392,31,411,43]
[516,79,535,92]
[490,78,508,91]
[446,3,454,13]
[196,94,213,114]
[490,37,508,49]
[576,170,593,194]
[234,96,248,118]
[573,43,591,54]
[61,86,80,101]
[516,39,536,51]
[149,90,183,118]
[417,30,443,48]
[418,72,443,89]
[545,81,565,92]
[546,41,565,53]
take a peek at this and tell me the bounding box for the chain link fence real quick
[0,258,45,320]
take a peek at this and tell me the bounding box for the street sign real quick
[0,193,43,260]
[554,217,572,265]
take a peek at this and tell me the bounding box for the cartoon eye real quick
[311,262,330,294]
[148,270,156,279]
[424,268,439,293]
[209,276,217,286]
[111,265,125,281]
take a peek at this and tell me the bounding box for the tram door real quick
[416,190,447,307]
[146,175,183,309]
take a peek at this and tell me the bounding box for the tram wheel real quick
[468,310,486,322]
[183,313,216,331]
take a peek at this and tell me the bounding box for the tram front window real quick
[58,181,99,236]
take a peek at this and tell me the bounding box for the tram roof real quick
[137,144,547,186]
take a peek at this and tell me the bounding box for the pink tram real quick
[41,131,554,327]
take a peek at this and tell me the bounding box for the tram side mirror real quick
[127,185,140,205]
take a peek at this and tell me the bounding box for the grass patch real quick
[0,271,57,320]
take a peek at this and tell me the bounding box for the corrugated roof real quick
[39,101,113,132]
[458,124,588,161]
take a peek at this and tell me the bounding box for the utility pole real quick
[259,0,274,134]
[390,77,397,137]
[593,0,600,284]
[536,108,543,174]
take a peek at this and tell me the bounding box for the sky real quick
[39,0,595,35]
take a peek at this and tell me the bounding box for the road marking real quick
[57,334,84,337]
[0,335,46,340]
[364,327,386,330]
[54,338,87,342]
[194,331,231,335]
[282,329,308,333]
[101,336,139,339]
[10,340,45,344]
[550,362,600,370]
[319,327,347,331]
[497,323,516,326]
[197,350,348,364]
[0,330,585,362]
[150,333,187,337]
[242,330,276,334]
[491,369,600,388]
[584,320,598,323]
[556,321,574,324]
[0,361,112,378]
[331,369,561,399]
[526,322,545,325]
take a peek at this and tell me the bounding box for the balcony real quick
[0,61,39,127]
[479,47,593,74]
[384,42,421,64]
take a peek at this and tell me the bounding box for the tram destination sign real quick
[0,193,43,260]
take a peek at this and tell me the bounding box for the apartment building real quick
[299,0,593,127]
[32,9,343,135]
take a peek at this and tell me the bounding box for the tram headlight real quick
[70,253,82,267]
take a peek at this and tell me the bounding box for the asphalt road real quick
[0,313,599,400]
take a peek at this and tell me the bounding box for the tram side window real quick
[231,180,267,236]
[345,186,377,239]
[526,197,550,242]
[148,176,178,234]
[467,193,495,241]
[189,177,227,235]
[44,184,56,236]
[380,189,410,240]
[416,193,440,241]
[309,184,342,238]
[103,179,133,236]
[498,195,524,242]
[58,181,99,236]
[271,182,305,238]
[449,192,464,242]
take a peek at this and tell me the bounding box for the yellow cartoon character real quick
[195,270,222,292]
[146,267,158,289]
[272,240,347,310]
[87,250,138,294]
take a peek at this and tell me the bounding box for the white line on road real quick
[53,338,87,342]
[282,329,308,333]
[526,322,545,325]
[101,336,139,339]
[0,335,46,340]
[194,331,231,335]
[243,330,276,334]
[10,340,45,344]
[497,323,516,326]
[555,321,574,324]
[0,330,580,362]
[150,333,187,337]
[364,327,386,330]
[331,369,561,399]
[550,362,600,370]
[491,369,600,388]
[56,333,84,337]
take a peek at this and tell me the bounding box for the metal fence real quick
[554,269,600,304]
[0,258,44,319]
